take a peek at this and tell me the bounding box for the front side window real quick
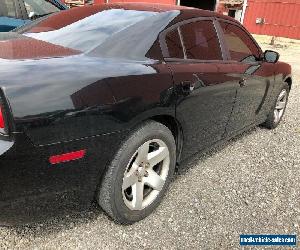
[0,0,17,18]
[220,22,261,62]
[24,0,60,19]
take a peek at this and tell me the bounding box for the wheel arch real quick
[284,75,292,90]
[149,115,184,165]
[95,114,184,199]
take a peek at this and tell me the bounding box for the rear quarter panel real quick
[0,55,175,146]
[0,55,175,205]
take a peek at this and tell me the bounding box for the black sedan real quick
[0,3,292,224]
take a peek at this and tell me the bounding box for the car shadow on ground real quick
[0,127,259,235]
[175,127,259,177]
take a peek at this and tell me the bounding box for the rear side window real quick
[0,0,17,18]
[165,28,184,58]
[180,20,222,60]
[220,22,261,62]
[164,20,222,60]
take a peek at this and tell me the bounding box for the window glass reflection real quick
[25,9,157,52]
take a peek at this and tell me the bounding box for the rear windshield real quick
[20,8,160,53]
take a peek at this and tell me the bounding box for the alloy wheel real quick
[274,89,288,124]
[122,139,170,211]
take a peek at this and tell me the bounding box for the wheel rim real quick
[274,89,288,124]
[122,139,170,211]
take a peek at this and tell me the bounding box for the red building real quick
[216,0,300,39]
[243,0,300,40]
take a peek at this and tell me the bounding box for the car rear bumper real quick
[0,130,127,224]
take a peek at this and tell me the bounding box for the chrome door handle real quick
[180,80,195,94]
[180,74,205,95]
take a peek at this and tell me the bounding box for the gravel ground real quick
[0,44,299,249]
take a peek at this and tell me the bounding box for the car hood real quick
[0,32,80,60]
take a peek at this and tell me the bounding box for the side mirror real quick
[264,50,280,63]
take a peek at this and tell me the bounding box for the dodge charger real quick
[0,3,292,224]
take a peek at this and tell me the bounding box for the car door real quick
[160,18,238,158]
[0,0,28,32]
[217,20,276,135]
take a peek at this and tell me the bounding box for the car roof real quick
[103,3,236,22]
[105,2,192,12]
[23,3,237,33]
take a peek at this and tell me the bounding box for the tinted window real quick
[24,0,60,18]
[220,22,261,62]
[165,28,184,58]
[0,0,17,18]
[181,20,222,60]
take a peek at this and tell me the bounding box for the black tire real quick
[262,82,290,129]
[97,121,176,224]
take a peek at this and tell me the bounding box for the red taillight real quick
[0,106,5,130]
